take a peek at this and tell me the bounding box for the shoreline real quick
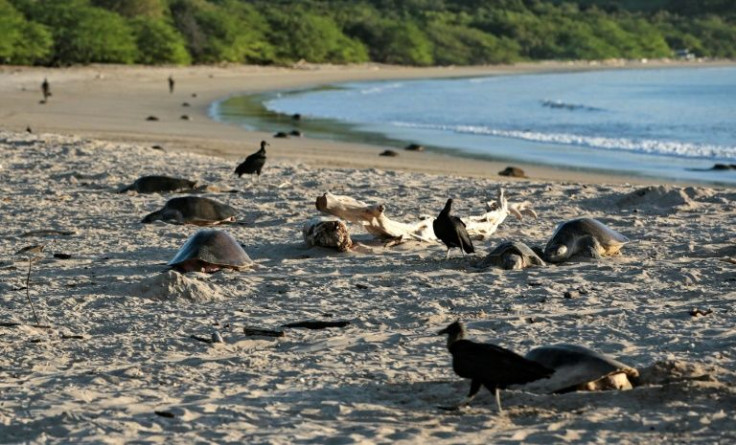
[2,59,734,186]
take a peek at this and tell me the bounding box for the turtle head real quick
[438,320,466,347]
[141,210,161,224]
[503,253,524,270]
[545,244,568,262]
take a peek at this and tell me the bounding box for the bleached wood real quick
[315,189,536,244]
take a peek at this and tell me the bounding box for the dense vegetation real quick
[1,0,734,66]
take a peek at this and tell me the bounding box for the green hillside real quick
[1,0,734,66]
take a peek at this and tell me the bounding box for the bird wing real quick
[451,216,474,253]
[451,340,552,387]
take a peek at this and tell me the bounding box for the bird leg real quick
[445,248,452,260]
[494,387,504,414]
[438,380,481,411]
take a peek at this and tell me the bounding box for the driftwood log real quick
[302,217,353,251]
[314,188,536,243]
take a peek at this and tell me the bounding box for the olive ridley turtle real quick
[142,196,237,225]
[119,175,197,194]
[543,218,629,263]
[478,241,546,270]
[168,230,252,273]
[523,343,639,393]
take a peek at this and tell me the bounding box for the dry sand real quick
[1,130,735,444]
[1,62,735,443]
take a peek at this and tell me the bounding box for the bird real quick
[234,140,268,179]
[437,320,552,413]
[168,75,175,94]
[41,78,51,103]
[432,198,474,259]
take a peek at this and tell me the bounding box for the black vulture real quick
[432,198,474,259]
[168,75,175,94]
[437,321,552,412]
[235,141,268,179]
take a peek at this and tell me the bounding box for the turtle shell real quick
[168,230,252,272]
[550,218,630,247]
[481,241,545,269]
[143,196,237,225]
[120,175,196,194]
[524,344,639,393]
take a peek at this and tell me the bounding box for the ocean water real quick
[214,67,736,185]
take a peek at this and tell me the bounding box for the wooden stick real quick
[283,320,351,329]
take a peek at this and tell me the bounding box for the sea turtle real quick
[119,175,197,194]
[168,230,252,273]
[478,241,546,270]
[142,196,237,225]
[543,218,629,263]
[522,344,639,393]
[498,166,527,178]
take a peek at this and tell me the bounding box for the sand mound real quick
[616,185,699,213]
[636,360,733,385]
[129,270,223,302]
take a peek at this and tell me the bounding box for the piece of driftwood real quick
[463,188,537,240]
[21,230,75,237]
[315,193,434,241]
[61,334,85,340]
[283,320,351,329]
[244,327,285,337]
[302,217,353,252]
[189,334,213,344]
[315,188,536,242]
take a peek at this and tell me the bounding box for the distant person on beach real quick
[41,78,50,103]
[168,76,175,94]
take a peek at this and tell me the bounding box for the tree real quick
[376,21,434,66]
[131,17,191,64]
[170,0,275,64]
[265,8,368,64]
[93,0,166,18]
[426,20,519,64]
[0,0,52,64]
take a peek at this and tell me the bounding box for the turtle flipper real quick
[162,209,185,224]
[579,236,603,260]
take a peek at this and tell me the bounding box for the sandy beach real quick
[2,60,733,184]
[1,63,735,443]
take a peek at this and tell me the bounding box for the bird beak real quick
[437,327,448,336]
